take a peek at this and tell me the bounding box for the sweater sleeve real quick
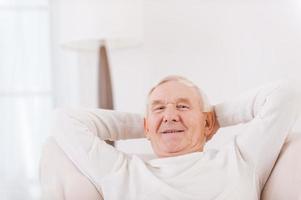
[50,108,144,191]
[214,80,300,187]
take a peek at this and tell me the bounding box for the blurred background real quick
[1,0,301,199]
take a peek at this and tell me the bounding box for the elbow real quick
[50,108,100,138]
[254,80,300,119]
[271,80,300,114]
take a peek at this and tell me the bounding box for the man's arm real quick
[214,80,300,187]
[51,108,144,191]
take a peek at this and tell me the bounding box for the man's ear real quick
[144,118,150,139]
[204,111,219,141]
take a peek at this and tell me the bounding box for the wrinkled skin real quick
[144,81,219,157]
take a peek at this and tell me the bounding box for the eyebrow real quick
[150,98,192,107]
[150,100,164,107]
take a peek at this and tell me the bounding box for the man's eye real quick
[153,106,165,111]
[177,104,190,110]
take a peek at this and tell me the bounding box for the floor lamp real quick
[58,0,143,145]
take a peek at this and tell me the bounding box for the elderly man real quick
[50,76,299,200]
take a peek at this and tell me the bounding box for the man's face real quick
[144,81,208,157]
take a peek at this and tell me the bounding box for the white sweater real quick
[52,81,299,200]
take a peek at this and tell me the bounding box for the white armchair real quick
[40,133,301,200]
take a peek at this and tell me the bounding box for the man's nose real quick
[163,106,180,123]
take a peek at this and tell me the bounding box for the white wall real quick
[51,0,301,155]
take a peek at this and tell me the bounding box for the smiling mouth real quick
[161,130,185,134]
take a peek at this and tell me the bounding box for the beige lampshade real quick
[58,0,143,50]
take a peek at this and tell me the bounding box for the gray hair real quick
[146,75,212,113]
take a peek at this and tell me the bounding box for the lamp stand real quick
[98,44,114,146]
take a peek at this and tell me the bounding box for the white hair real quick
[147,75,212,113]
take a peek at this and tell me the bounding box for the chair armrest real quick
[261,133,301,200]
[39,137,103,200]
